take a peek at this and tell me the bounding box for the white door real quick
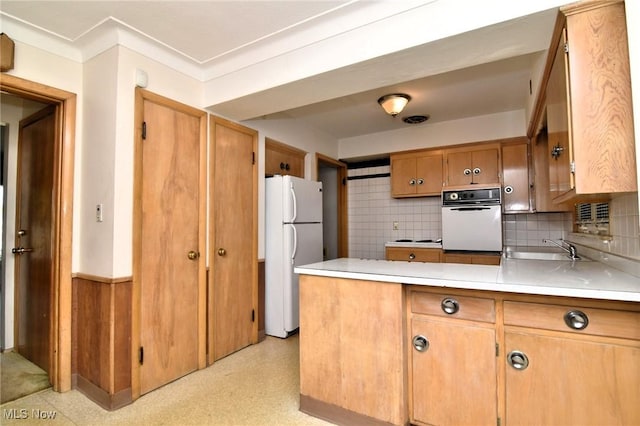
[283,176,323,223]
[283,223,322,332]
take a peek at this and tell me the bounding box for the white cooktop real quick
[385,240,443,249]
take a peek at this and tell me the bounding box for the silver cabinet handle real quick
[463,168,472,176]
[441,297,460,315]
[412,335,429,352]
[504,185,514,194]
[564,310,589,330]
[507,350,529,370]
[409,179,416,186]
[417,178,424,185]
[408,253,416,260]
[473,167,481,175]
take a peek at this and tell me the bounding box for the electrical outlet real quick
[393,221,399,230]
[96,204,103,222]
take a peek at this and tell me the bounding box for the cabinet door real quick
[415,154,443,195]
[532,130,572,212]
[505,331,640,425]
[446,151,472,186]
[446,148,499,186]
[546,28,573,197]
[410,318,497,425]
[391,157,418,196]
[502,142,530,212]
[471,148,500,184]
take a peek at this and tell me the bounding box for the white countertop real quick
[294,257,640,302]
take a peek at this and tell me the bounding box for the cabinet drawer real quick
[386,247,441,263]
[504,301,640,340]
[411,292,495,323]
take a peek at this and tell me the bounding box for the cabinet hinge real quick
[139,346,144,365]
[142,121,147,140]
[496,343,499,357]
[563,42,569,54]
[570,161,576,174]
[252,151,255,165]
[497,417,502,426]
[342,177,347,186]
[251,309,255,322]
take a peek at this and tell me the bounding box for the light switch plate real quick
[96,204,103,222]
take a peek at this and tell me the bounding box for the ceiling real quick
[0,1,560,140]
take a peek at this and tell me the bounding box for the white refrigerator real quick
[265,175,323,338]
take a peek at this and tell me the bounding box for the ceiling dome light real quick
[377,93,411,117]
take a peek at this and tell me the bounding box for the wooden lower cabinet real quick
[386,247,441,262]
[408,287,640,426]
[298,276,638,425]
[503,300,640,425]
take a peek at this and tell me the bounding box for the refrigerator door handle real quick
[290,185,298,222]
[291,225,298,263]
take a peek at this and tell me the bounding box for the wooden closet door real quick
[209,116,258,363]
[135,90,206,395]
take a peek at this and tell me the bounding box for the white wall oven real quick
[442,187,502,252]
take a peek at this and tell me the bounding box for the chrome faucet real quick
[543,239,580,260]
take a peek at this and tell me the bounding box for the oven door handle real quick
[449,207,493,211]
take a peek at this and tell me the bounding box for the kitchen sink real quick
[504,251,589,261]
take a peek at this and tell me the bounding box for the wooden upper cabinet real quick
[444,144,500,187]
[501,138,531,213]
[391,150,443,198]
[545,1,636,201]
[264,138,306,178]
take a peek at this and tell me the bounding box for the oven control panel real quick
[442,187,501,205]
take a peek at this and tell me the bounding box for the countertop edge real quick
[294,261,640,303]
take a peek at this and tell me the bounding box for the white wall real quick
[79,46,205,278]
[111,47,203,277]
[339,110,526,160]
[80,48,119,277]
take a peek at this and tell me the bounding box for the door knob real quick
[217,248,226,256]
[187,251,200,260]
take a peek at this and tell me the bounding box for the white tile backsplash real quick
[347,167,640,261]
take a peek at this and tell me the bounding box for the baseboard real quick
[299,394,400,426]
[74,374,132,411]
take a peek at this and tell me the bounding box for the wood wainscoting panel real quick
[72,275,132,410]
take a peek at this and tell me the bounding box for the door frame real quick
[0,73,76,392]
[316,153,348,258]
[131,88,207,399]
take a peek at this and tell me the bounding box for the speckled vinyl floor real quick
[0,335,331,425]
